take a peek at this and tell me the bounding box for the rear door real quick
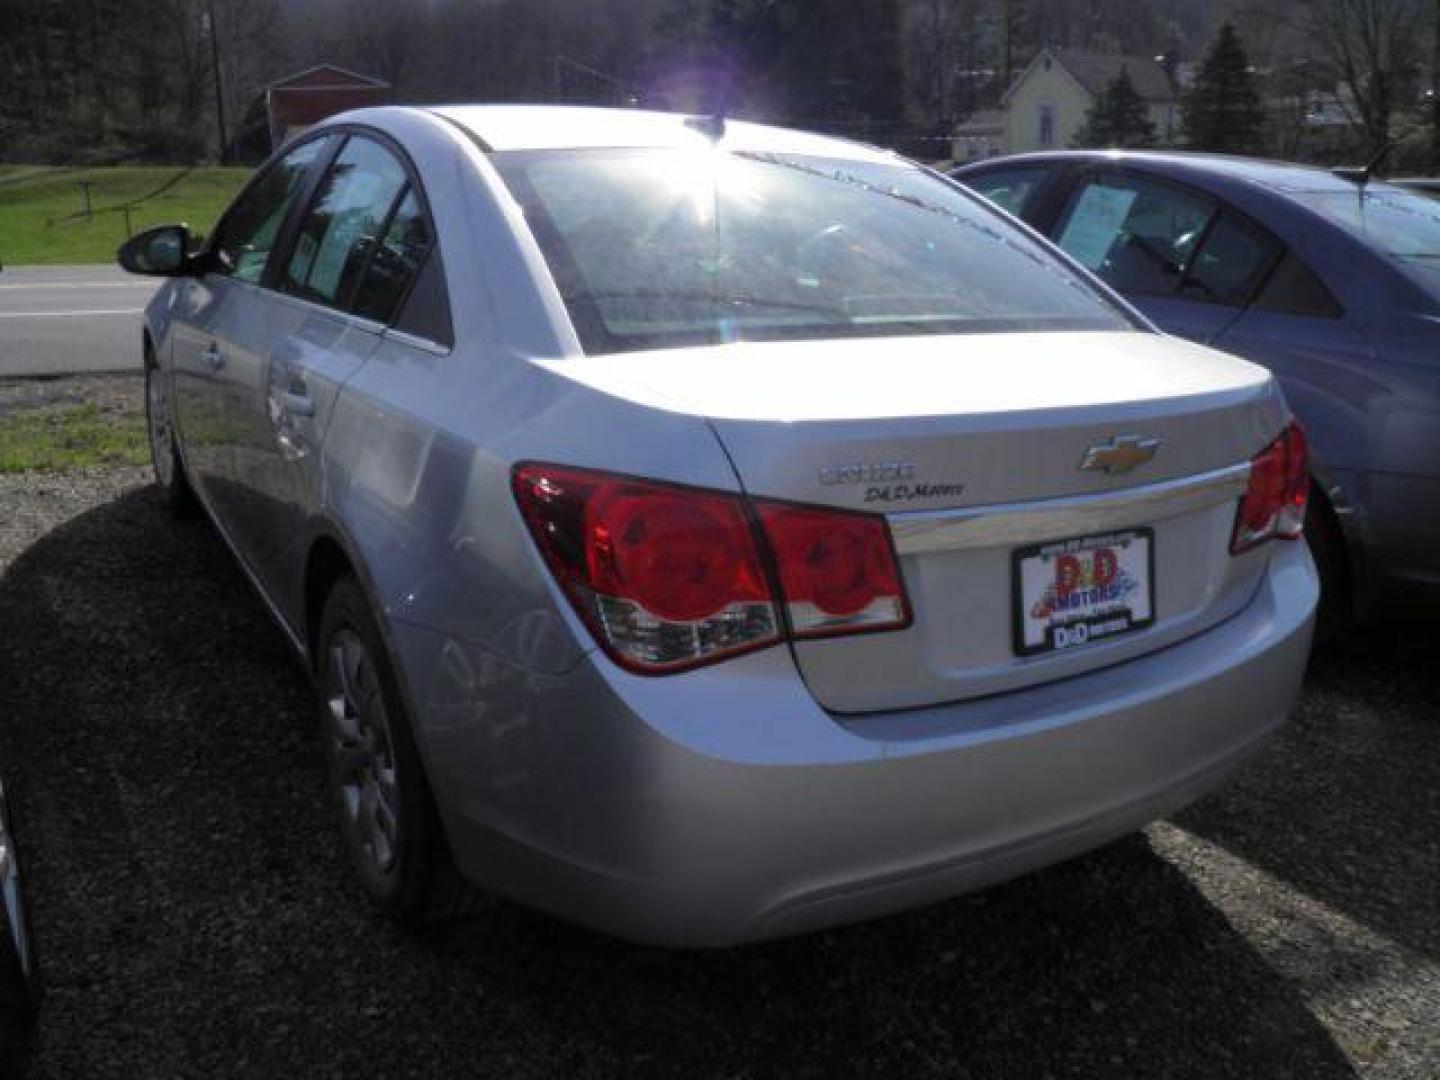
[1051,170,1280,344]
[219,132,440,629]
[172,137,329,517]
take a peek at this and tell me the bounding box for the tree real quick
[1073,67,1160,148]
[1182,21,1268,153]
[1299,0,1425,151]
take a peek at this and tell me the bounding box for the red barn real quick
[266,65,390,148]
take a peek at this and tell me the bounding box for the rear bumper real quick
[405,541,1316,947]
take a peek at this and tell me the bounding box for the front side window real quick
[212,139,325,284]
[965,166,1051,218]
[493,148,1133,356]
[1056,174,1215,296]
[282,136,409,309]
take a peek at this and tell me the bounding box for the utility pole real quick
[205,0,229,164]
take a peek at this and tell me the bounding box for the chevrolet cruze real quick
[120,106,1317,946]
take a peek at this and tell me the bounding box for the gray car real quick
[120,107,1316,946]
[953,151,1440,629]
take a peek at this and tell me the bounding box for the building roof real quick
[952,109,1005,136]
[427,105,899,162]
[266,64,389,92]
[1008,48,1177,105]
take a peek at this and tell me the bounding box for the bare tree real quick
[1300,0,1424,148]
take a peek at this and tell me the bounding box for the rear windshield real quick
[1296,186,1440,257]
[492,148,1133,355]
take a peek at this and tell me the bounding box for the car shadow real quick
[0,487,1357,1078]
[1174,626,1440,961]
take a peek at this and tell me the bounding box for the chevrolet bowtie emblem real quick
[1079,434,1162,474]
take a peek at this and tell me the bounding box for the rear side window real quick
[1253,252,1344,318]
[1056,174,1215,296]
[351,187,435,324]
[212,139,324,284]
[1181,214,1280,305]
[963,166,1051,218]
[282,136,408,309]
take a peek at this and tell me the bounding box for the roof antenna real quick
[1333,140,1395,185]
[686,78,728,141]
[686,112,726,141]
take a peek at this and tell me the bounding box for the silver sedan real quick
[120,106,1317,946]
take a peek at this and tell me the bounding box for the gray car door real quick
[173,137,329,522]
[217,134,423,630]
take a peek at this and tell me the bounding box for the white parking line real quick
[0,309,143,318]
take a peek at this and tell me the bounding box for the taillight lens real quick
[512,464,911,674]
[754,501,911,637]
[1231,422,1308,554]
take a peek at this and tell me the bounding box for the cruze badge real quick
[819,460,917,486]
[1079,435,1161,474]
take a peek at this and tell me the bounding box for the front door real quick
[182,136,330,533]
[219,134,425,629]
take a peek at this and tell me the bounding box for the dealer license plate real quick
[1013,529,1155,657]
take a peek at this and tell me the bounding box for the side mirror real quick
[117,225,193,276]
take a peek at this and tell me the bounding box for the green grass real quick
[0,402,149,471]
[0,165,248,265]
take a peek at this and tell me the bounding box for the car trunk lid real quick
[537,330,1290,711]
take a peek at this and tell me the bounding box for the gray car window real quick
[282,136,409,310]
[493,148,1132,355]
[1056,174,1216,297]
[211,139,324,284]
[963,166,1051,218]
[1253,252,1343,318]
[1296,187,1440,256]
[351,186,435,324]
[1180,214,1279,306]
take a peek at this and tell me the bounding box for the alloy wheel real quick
[324,629,401,879]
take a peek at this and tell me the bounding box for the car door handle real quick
[280,390,315,418]
[203,343,225,370]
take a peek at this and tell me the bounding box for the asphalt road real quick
[0,265,157,377]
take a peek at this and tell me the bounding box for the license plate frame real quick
[1011,528,1156,658]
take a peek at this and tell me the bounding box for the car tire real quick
[1306,484,1353,644]
[315,577,473,921]
[144,346,196,518]
[0,782,36,1063]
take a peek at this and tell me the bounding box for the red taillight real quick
[1231,422,1309,554]
[754,501,910,637]
[512,464,911,674]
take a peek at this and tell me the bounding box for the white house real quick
[949,108,1006,162]
[1001,47,1180,154]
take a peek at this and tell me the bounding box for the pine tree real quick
[1181,21,1267,154]
[1073,67,1159,148]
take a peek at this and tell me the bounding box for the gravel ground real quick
[0,376,1436,1078]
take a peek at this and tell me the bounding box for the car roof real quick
[959,150,1369,196]
[425,105,900,164]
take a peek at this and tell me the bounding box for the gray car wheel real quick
[144,348,195,517]
[316,577,470,920]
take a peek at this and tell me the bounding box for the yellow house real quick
[1003,48,1179,154]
